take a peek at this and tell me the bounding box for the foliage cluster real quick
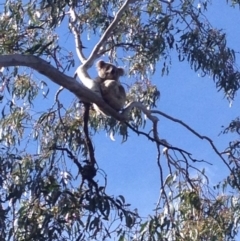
[0,0,240,240]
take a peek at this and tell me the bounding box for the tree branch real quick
[68,7,87,63]
[152,109,232,172]
[123,101,159,122]
[75,0,136,98]
[85,0,136,68]
[83,103,96,166]
[0,54,128,120]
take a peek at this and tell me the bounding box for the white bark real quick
[0,54,127,120]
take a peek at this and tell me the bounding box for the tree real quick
[0,0,240,240]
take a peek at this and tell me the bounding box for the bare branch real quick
[124,101,159,122]
[151,109,204,139]
[83,103,97,166]
[126,122,194,155]
[152,109,233,172]
[69,7,87,63]
[85,0,137,68]
[123,101,166,148]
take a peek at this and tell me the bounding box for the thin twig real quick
[152,109,232,169]
[126,122,193,155]
[54,146,82,173]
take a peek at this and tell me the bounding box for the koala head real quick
[96,60,124,81]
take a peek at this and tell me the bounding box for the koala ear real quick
[117,67,124,76]
[96,60,105,69]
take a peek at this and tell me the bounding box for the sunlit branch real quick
[123,102,167,151]
[124,104,164,150]
[0,54,128,120]
[75,0,137,98]
[124,101,158,122]
[68,7,87,63]
[85,0,138,68]
[49,86,64,110]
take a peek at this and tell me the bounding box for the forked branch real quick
[85,0,138,68]
[75,0,137,98]
[0,54,126,119]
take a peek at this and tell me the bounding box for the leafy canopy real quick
[0,0,240,241]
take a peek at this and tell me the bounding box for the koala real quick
[96,60,124,83]
[95,60,126,111]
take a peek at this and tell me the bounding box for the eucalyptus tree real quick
[0,0,240,240]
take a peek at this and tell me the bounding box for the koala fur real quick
[95,60,126,111]
[96,60,125,83]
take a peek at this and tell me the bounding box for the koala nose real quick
[111,69,115,74]
[106,66,114,74]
